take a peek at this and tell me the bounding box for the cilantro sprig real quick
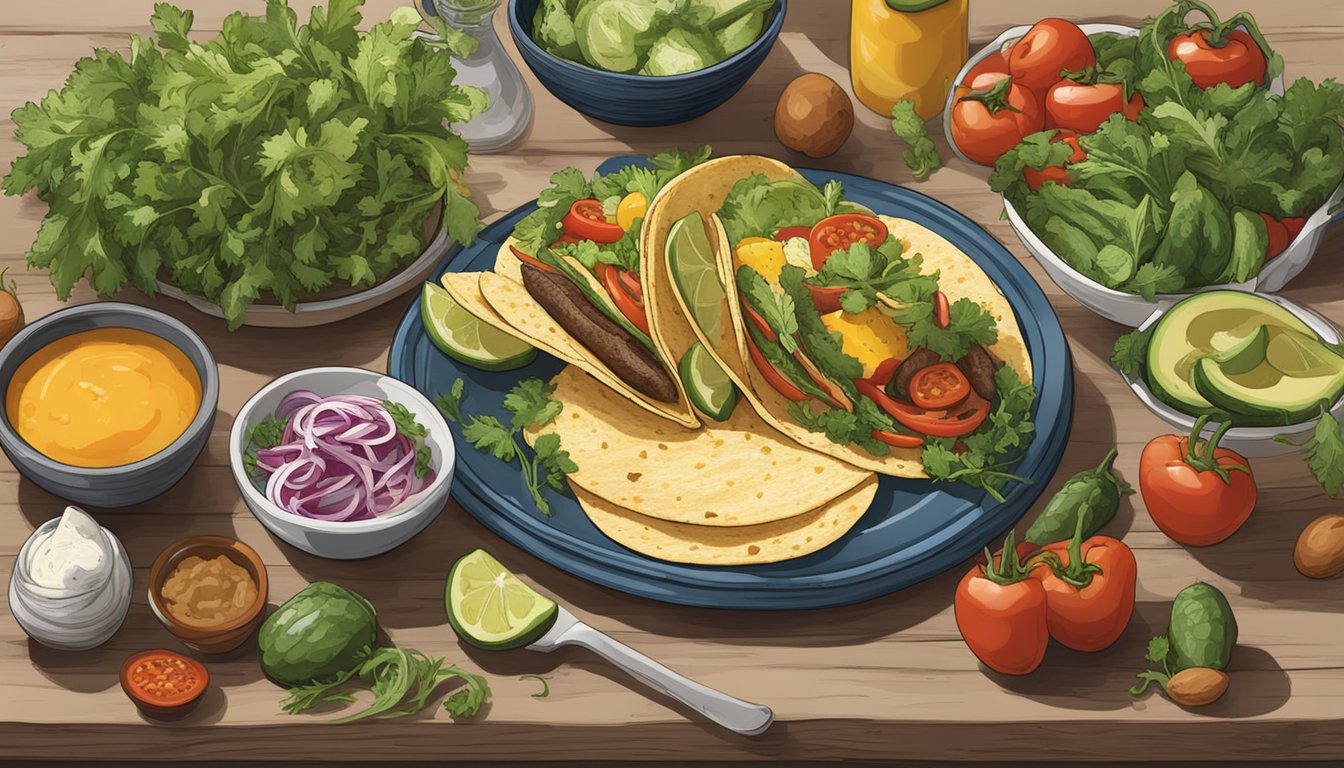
[382,400,433,479]
[280,647,490,723]
[1276,410,1344,497]
[921,366,1037,502]
[435,378,576,516]
[242,414,290,476]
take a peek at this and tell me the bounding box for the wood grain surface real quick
[1,0,1343,763]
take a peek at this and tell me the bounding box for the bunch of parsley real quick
[2,0,486,328]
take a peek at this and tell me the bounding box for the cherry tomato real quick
[962,45,1012,86]
[1140,419,1256,546]
[1281,217,1307,241]
[597,263,649,335]
[1259,212,1289,261]
[933,290,951,329]
[1008,18,1097,92]
[1030,535,1137,652]
[509,245,560,274]
[808,214,889,270]
[743,303,777,342]
[774,226,812,242]
[955,536,1050,675]
[1045,81,1143,133]
[951,77,1046,167]
[1168,28,1266,89]
[806,283,846,313]
[871,429,924,448]
[561,199,624,244]
[909,363,971,410]
[745,333,807,401]
[1023,130,1086,190]
[856,379,991,438]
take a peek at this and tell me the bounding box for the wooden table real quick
[2,0,1343,764]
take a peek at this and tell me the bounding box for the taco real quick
[650,156,1038,500]
[440,148,713,429]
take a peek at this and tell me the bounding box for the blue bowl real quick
[507,0,785,126]
[0,303,219,509]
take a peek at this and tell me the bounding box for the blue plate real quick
[388,157,1073,610]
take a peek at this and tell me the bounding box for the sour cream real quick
[9,506,133,650]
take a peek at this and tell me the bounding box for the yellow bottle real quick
[850,0,970,120]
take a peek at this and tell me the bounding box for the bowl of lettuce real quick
[3,0,487,330]
[982,18,1344,327]
[509,0,784,126]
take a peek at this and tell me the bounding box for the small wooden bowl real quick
[148,535,268,654]
[120,649,209,717]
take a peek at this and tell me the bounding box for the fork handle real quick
[557,621,773,736]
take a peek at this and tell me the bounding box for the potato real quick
[1294,514,1344,579]
[775,74,853,159]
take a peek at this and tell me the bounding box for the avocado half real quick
[1192,329,1344,427]
[1146,291,1316,416]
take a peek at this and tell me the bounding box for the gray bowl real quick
[0,303,219,508]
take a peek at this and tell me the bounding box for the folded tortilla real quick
[525,365,875,527]
[646,155,1033,478]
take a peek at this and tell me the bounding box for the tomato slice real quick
[597,263,650,335]
[745,333,807,401]
[870,357,902,388]
[774,226,812,242]
[562,199,624,244]
[510,245,560,274]
[743,303,777,342]
[909,363,971,410]
[872,429,925,448]
[806,283,846,313]
[121,649,209,711]
[857,379,991,438]
[808,214,889,270]
[933,291,951,328]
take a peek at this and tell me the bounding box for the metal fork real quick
[526,606,774,736]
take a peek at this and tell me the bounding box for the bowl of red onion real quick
[228,367,454,559]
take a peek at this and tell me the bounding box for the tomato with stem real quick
[1158,0,1272,89]
[1140,416,1256,546]
[955,531,1050,675]
[1045,71,1143,133]
[1023,130,1087,190]
[1008,18,1097,91]
[1030,515,1137,652]
[952,76,1045,167]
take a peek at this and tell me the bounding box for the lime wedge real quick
[667,211,725,345]
[421,282,538,371]
[446,549,558,650]
[679,341,738,421]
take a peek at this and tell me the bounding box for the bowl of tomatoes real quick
[938,6,1344,327]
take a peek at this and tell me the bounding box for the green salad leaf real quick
[890,100,942,181]
[3,0,487,329]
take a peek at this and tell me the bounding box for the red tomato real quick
[951,77,1046,167]
[774,226,812,242]
[1008,18,1097,92]
[856,379,991,438]
[955,536,1050,675]
[743,303,777,342]
[509,245,559,274]
[933,290,951,329]
[1031,535,1137,652]
[808,214,889,270]
[909,363,971,410]
[1259,212,1289,260]
[1168,28,1266,89]
[745,333,807,401]
[1023,130,1087,190]
[869,357,902,388]
[1281,217,1307,240]
[561,199,624,244]
[1140,419,1256,546]
[963,45,1012,86]
[1045,81,1144,133]
[871,429,925,448]
[806,284,846,313]
[596,264,650,335]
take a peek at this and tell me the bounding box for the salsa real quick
[121,650,208,712]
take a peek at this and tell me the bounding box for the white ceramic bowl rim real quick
[229,367,455,533]
[1122,289,1344,439]
[0,302,219,476]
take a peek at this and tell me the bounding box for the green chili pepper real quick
[1130,582,1238,698]
[1025,449,1134,547]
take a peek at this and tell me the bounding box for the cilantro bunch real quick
[435,378,577,517]
[3,0,487,328]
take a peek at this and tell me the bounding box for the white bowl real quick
[1121,291,1344,458]
[229,367,456,559]
[943,23,1344,328]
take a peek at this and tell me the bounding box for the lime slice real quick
[421,282,538,371]
[446,549,558,650]
[1267,328,1344,378]
[679,341,738,421]
[667,211,725,345]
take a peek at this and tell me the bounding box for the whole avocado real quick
[258,582,378,687]
[1166,581,1238,672]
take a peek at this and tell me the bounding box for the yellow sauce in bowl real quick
[160,554,259,627]
[6,327,202,467]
